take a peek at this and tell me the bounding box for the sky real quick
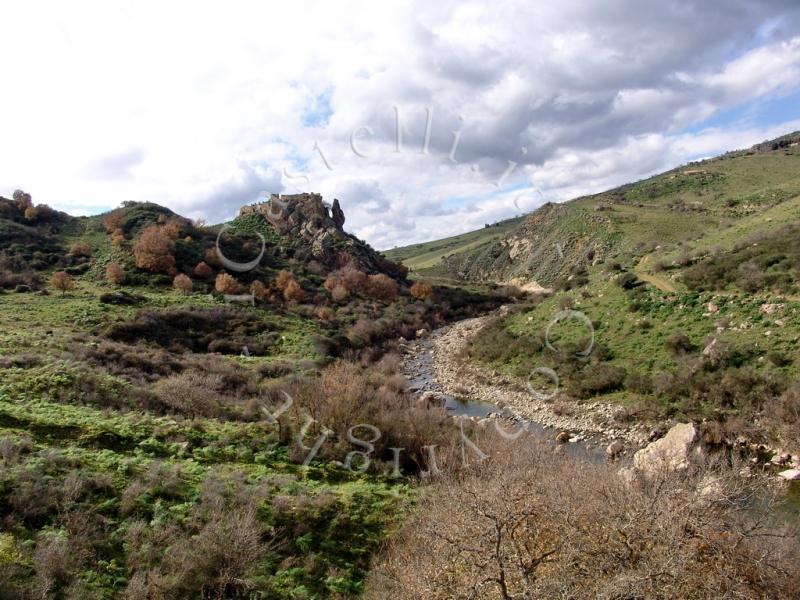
[1,1,800,250]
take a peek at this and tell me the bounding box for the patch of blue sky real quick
[301,91,333,128]
[682,88,800,136]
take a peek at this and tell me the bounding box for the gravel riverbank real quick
[405,313,650,449]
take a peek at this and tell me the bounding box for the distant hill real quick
[383,216,525,281]
[392,131,800,292]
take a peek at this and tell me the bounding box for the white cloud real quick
[0,0,799,248]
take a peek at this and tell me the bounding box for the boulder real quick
[606,440,625,459]
[778,469,800,481]
[632,423,707,476]
[770,453,791,466]
[697,475,724,502]
[415,391,445,410]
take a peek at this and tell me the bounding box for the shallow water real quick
[403,332,607,464]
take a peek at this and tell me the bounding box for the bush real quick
[250,280,268,300]
[133,225,175,273]
[51,271,74,295]
[102,210,124,233]
[568,363,626,398]
[12,189,32,211]
[366,439,800,599]
[150,372,224,418]
[331,284,349,303]
[106,262,125,285]
[616,272,639,289]
[315,306,335,321]
[325,266,368,297]
[275,270,294,292]
[193,261,213,278]
[68,242,92,257]
[111,228,126,246]
[367,274,398,302]
[173,273,193,294]
[214,272,240,294]
[665,332,695,355]
[410,281,433,300]
[283,278,305,302]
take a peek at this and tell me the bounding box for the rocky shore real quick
[402,311,800,474]
[403,312,650,452]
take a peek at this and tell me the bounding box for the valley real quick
[0,133,799,598]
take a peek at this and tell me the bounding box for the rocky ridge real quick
[240,192,405,277]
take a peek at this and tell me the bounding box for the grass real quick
[0,281,413,598]
[383,216,524,272]
[395,140,800,287]
[467,262,799,415]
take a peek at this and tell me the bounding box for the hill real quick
[393,132,800,291]
[403,132,800,453]
[0,191,509,598]
[383,215,524,280]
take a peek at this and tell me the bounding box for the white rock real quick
[633,423,707,476]
[698,475,724,501]
[778,469,800,481]
[606,440,625,459]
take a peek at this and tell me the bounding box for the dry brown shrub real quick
[341,266,368,291]
[111,228,126,247]
[102,210,124,233]
[315,306,335,321]
[23,205,39,220]
[204,247,221,267]
[150,372,224,418]
[331,284,349,303]
[172,273,193,294]
[214,272,240,294]
[105,262,125,285]
[12,189,32,211]
[133,225,175,273]
[367,273,398,301]
[51,271,74,295]
[123,510,267,599]
[162,217,185,240]
[283,278,305,302]
[274,270,294,291]
[410,281,433,300]
[68,242,92,257]
[193,261,213,278]
[367,438,800,599]
[250,279,268,300]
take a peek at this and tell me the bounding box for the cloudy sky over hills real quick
[2,0,800,248]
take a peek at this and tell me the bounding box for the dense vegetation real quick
[2,132,799,598]
[0,194,508,598]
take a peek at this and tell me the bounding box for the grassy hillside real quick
[383,216,524,277]
[0,195,511,598]
[446,133,800,450]
[392,133,800,288]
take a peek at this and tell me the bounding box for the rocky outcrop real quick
[240,193,404,277]
[632,423,707,476]
[440,201,615,287]
[331,198,345,230]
